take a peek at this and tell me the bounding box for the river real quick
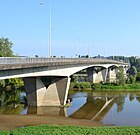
[1,91,140,126]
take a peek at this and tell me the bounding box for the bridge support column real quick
[87,68,108,83]
[107,68,118,82]
[87,68,96,83]
[24,77,71,107]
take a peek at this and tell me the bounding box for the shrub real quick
[2,125,140,135]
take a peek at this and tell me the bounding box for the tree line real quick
[0,37,24,107]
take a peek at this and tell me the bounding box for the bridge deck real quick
[0,57,129,70]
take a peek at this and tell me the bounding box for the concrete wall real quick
[107,68,118,82]
[87,68,108,83]
[24,77,71,106]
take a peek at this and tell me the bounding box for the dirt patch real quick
[0,115,104,130]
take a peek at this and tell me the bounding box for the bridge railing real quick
[0,57,93,64]
[0,57,129,65]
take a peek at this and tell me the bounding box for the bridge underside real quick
[23,76,71,106]
[23,66,127,107]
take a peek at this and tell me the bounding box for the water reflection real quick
[69,94,115,121]
[27,106,67,117]
[1,91,140,126]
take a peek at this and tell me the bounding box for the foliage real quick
[91,83,102,89]
[109,55,129,63]
[4,78,24,88]
[129,57,140,72]
[72,82,92,90]
[0,37,14,57]
[2,89,20,106]
[0,131,9,135]
[128,66,137,77]
[70,82,140,91]
[116,67,126,85]
[1,125,140,135]
[108,56,140,72]
[129,75,136,84]
[129,56,136,67]
[0,37,24,106]
[136,72,140,82]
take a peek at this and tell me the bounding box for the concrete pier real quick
[24,77,71,106]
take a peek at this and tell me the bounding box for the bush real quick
[129,75,136,84]
[80,82,91,89]
[73,83,83,90]
[136,72,140,82]
[72,82,92,90]
[91,83,102,89]
[1,125,140,135]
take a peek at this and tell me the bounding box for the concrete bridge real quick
[0,57,129,107]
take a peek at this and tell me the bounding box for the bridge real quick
[0,57,129,107]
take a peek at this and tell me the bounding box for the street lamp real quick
[88,29,91,58]
[40,0,52,57]
[48,2,52,57]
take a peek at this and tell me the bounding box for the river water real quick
[1,91,140,126]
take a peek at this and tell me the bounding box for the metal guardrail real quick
[0,57,129,65]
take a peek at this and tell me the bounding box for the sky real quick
[0,0,140,57]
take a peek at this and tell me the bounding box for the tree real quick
[129,75,136,84]
[129,56,136,67]
[136,72,140,82]
[128,66,137,77]
[0,37,22,107]
[116,67,126,85]
[0,37,14,57]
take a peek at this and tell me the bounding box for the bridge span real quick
[0,57,129,107]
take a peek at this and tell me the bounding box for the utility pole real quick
[48,2,52,57]
[75,39,78,57]
[40,0,52,57]
[88,28,91,58]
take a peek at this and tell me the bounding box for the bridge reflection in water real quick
[27,106,67,117]
[69,94,115,121]
[23,92,116,123]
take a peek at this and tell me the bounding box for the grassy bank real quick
[70,82,140,91]
[1,125,140,135]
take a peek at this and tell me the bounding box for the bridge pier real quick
[87,68,108,83]
[107,68,118,82]
[23,77,71,107]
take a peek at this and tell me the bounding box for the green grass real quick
[70,82,140,91]
[0,131,9,135]
[1,125,140,135]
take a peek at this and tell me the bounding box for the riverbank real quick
[0,115,103,131]
[70,82,140,91]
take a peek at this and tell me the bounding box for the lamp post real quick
[48,2,52,57]
[75,39,78,57]
[40,0,52,57]
[88,29,90,58]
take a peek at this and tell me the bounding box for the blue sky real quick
[0,0,140,57]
